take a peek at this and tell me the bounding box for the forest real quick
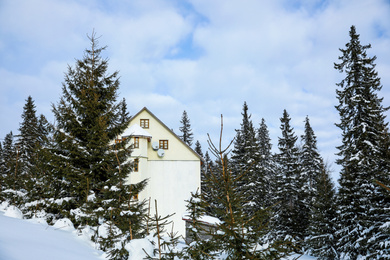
[1,25,390,260]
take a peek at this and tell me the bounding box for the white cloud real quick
[0,0,390,183]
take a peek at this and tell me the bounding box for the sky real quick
[1,0,390,183]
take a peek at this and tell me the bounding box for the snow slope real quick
[0,204,316,260]
[0,208,104,260]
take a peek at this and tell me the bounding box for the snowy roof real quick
[122,124,152,138]
[182,213,221,226]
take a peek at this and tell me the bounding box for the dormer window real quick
[159,140,169,150]
[140,119,149,129]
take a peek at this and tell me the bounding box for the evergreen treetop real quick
[334,25,390,258]
[179,110,194,147]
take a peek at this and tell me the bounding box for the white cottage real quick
[121,107,202,237]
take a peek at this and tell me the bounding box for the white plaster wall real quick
[143,160,201,237]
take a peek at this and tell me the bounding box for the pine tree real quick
[179,110,194,147]
[272,110,307,249]
[334,25,390,258]
[305,165,338,259]
[230,102,261,216]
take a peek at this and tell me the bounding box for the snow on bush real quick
[4,205,24,219]
[53,218,75,231]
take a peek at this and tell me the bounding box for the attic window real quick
[140,119,149,129]
[159,140,169,150]
[133,137,139,148]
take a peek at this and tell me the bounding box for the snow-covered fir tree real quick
[51,32,147,259]
[272,109,308,250]
[0,132,20,202]
[179,110,194,147]
[305,164,338,260]
[300,116,325,212]
[334,25,390,259]
[256,118,275,208]
[191,117,292,259]
[230,102,261,216]
[16,96,52,203]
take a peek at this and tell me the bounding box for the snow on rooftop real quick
[122,124,152,138]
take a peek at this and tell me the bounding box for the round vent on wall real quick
[157,149,165,158]
[152,142,159,150]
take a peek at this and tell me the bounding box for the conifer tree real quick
[191,116,292,259]
[0,132,21,203]
[334,25,390,258]
[194,140,203,158]
[272,110,307,249]
[300,116,324,197]
[300,116,326,223]
[17,96,40,178]
[0,141,4,197]
[179,110,193,147]
[256,118,275,208]
[52,32,132,202]
[230,102,261,216]
[51,32,146,258]
[201,151,218,216]
[16,96,51,202]
[182,190,218,260]
[305,165,338,259]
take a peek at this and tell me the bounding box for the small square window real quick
[140,119,149,129]
[133,159,139,172]
[132,194,139,200]
[133,137,139,148]
[159,140,169,150]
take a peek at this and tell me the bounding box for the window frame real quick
[133,158,139,172]
[159,140,169,150]
[133,137,139,148]
[140,119,149,129]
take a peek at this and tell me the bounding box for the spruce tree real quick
[272,110,307,249]
[256,118,275,208]
[305,165,338,259]
[334,25,390,258]
[194,140,203,158]
[191,116,292,259]
[0,132,21,203]
[17,96,40,178]
[230,102,261,216]
[51,32,146,258]
[300,116,325,222]
[16,96,51,204]
[179,110,194,147]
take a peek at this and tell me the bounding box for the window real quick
[140,119,149,129]
[159,140,169,150]
[132,194,139,200]
[133,159,139,172]
[133,137,139,148]
[115,137,126,144]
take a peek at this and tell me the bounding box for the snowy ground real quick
[0,204,316,260]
